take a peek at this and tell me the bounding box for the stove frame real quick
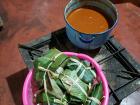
[18,28,140,105]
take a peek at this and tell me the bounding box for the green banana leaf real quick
[36,92,66,105]
[67,58,96,84]
[34,56,52,86]
[47,78,64,99]
[69,96,83,104]
[44,48,68,72]
[66,56,80,70]
[90,83,103,105]
[59,69,88,102]
[36,92,51,103]
[36,78,68,105]
[33,48,69,86]
[55,79,66,91]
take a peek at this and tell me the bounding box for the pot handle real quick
[79,34,96,43]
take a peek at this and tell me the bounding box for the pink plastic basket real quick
[22,52,109,105]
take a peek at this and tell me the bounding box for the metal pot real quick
[64,0,118,50]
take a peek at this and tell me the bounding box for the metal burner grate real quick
[18,28,140,105]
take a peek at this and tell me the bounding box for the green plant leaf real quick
[67,58,96,84]
[59,69,88,102]
[90,83,103,105]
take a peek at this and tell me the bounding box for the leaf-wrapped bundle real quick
[67,57,96,84]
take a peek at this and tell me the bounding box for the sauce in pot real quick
[67,7,109,34]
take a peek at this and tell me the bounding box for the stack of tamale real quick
[33,48,103,105]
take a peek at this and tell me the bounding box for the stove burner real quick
[18,28,140,105]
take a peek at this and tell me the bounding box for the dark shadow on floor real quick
[111,0,140,7]
[6,68,28,105]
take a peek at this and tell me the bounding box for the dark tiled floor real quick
[0,0,139,105]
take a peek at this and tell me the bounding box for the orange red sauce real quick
[67,7,109,34]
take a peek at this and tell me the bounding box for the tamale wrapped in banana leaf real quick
[67,57,96,84]
[59,69,88,102]
[34,48,69,86]
[35,74,68,105]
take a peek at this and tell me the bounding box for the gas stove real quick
[19,28,140,105]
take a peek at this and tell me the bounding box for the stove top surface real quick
[19,28,140,105]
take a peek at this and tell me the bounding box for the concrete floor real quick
[121,88,140,105]
[0,0,139,105]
